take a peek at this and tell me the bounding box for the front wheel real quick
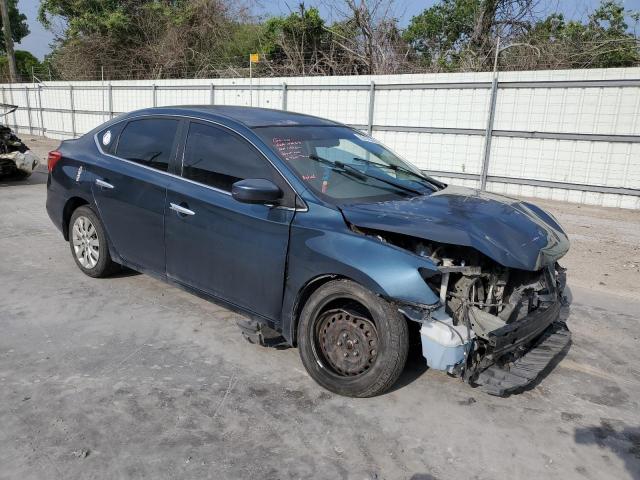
[297,279,408,397]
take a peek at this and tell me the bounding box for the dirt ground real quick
[1,135,639,480]
[531,198,640,299]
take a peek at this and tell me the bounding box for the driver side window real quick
[182,122,275,193]
[181,122,296,207]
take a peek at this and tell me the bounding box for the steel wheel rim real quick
[72,216,99,269]
[315,309,379,377]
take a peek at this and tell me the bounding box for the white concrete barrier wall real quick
[1,68,639,209]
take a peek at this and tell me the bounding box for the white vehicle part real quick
[420,306,473,372]
[0,150,39,175]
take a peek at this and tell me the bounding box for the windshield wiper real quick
[308,154,367,181]
[309,154,423,195]
[352,157,443,190]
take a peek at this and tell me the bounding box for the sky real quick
[15,0,640,60]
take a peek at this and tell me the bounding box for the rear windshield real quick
[254,125,440,205]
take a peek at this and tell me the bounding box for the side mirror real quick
[231,178,282,205]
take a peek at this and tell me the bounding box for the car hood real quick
[340,186,569,271]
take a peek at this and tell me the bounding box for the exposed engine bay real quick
[0,104,39,178]
[356,226,571,396]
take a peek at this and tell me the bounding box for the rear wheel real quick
[69,206,118,278]
[297,279,408,397]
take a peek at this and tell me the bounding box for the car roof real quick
[123,105,342,128]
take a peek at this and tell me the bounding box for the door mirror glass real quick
[231,178,282,205]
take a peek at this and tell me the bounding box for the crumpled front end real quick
[459,263,570,395]
[361,228,571,396]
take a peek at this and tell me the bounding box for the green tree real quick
[405,0,639,71]
[515,1,640,69]
[0,50,41,80]
[260,5,336,74]
[403,0,476,69]
[39,0,264,79]
[0,0,29,53]
[38,0,140,39]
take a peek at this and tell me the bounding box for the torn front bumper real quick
[472,320,571,396]
[467,298,571,396]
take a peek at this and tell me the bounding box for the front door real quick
[165,121,295,320]
[92,117,181,274]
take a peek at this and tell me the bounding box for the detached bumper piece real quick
[473,321,571,396]
[236,317,288,348]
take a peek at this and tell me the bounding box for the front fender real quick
[282,203,439,344]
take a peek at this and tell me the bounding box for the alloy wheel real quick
[72,215,100,269]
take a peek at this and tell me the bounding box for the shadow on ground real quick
[575,422,640,479]
[0,168,47,186]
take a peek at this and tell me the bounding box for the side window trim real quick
[167,119,188,177]
[93,114,307,211]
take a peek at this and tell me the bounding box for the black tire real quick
[68,205,119,278]
[297,279,409,397]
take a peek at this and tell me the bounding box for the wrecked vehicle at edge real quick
[46,106,570,398]
[0,104,39,178]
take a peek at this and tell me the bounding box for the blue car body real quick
[46,106,570,395]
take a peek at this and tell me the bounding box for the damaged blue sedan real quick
[46,106,571,397]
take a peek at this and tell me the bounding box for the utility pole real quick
[0,0,17,82]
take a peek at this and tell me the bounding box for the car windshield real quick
[254,125,443,204]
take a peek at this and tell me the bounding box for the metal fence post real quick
[152,84,157,107]
[0,87,5,127]
[367,81,376,135]
[9,87,17,130]
[108,83,113,119]
[69,85,76,138]
[25,87,33,134]
[281,82,287,110]
[480,77,498,190]
[210,83,215,105]
[37,83,44,135]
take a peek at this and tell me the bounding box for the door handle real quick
[95,179,114,189]
[169,203,195,216]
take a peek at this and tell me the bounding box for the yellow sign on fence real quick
[250,53,260,63]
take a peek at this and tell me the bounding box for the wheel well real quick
[291,275,416,347]
[291,275,345,346]
[62,197,89,240]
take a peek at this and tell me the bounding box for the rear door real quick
[92,117,181,274]
[165,121,296,320]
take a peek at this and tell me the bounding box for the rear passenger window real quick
[182,122,275,192]
[116,118,179,171]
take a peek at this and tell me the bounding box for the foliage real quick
[35,0,640,79]
[259,5,364,75]
[0,50,41,81]
[515,1,640,68]
[404,0,640,71]
[403,0,477,69]
[0,0,29,53]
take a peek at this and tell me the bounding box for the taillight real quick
[47,150,62,172]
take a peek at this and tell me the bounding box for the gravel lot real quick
[1,135,639,479]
